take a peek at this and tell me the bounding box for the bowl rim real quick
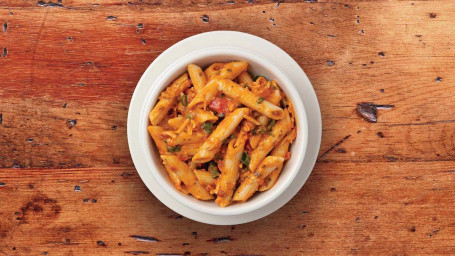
[138,46,308,216]
[127,31,321,224]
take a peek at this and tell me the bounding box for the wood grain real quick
[1,0,454,255]
[1,162,455,255]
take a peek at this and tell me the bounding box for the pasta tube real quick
[237,71,254,88]
[161,155,213,200]
[188,64,208,92]
[259,129,296,191]
[188,79,284,120]
[194,169,216,187]
[149,73,191,125]
[192,108,250,163]
[215,128,247,207]
[232,156,284,202]
[147,126,167,154]
[205,62,248,80]
[248,109,292,172]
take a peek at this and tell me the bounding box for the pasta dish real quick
[148,61,296,207]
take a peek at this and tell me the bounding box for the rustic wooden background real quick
[1,0,455,255]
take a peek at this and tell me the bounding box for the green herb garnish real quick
[256,97,265,104]
[241,152,251,167]
[266,119,276,133]
[201,121,213,134]
[252,75,261,81]
[252,126,266,135]
[227,68,232,72]
[166,145,181,152]
[208,162,219,178]
[181,94,188,107]
[227,134,237,140]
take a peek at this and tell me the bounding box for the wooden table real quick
[1,0,454,255]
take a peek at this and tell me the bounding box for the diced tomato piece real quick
[284,152,292,160]
[209,97,231,113]
[245,140,253,151]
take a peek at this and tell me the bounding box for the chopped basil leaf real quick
[187,113,194,119]
[252,75,268,81]
[252,126,266,135]
[227,134,237,140]
[252,75,261,81]
[166,145,181,152]
[227,68,232,72]
[271,85,278,90]
[241,152,251,167]
[266,119,276,133]
[256,97,265,104]
[201,121,213,134]
[208,162,219,178]
[181,94,188,107]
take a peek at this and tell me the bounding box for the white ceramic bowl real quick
[128,31,320,224]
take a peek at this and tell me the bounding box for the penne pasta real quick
[192,108,250,163]
[232,156,284,202]
[163,164,189,195]
[148,61,297,206]
[180,143,203,157]
[188,79,284,120]
[187,79,219,110]
[161,155,213,200]
[237,71,254,88]
[194,169,216,186]
[259,128,297,191]
[248,85,282,148]
[149,73,191,125]
[147,126,167,154]
[168,116,185,130]
[188,64,208,92]
[163,131,206,146]
[204,63,225,80]
[205,62,248,80]
[248,109,292,172]
[193,108,218,124]
[267,81,283,106]
[215,130,247,207]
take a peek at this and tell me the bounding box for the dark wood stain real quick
[356,103,394,123]
[20,196,61,224]
[201,15,209,23]
[207,236,232,243]
[319,135,351,159]
[37,1,63,7]
[129,235,159,242]
[66,119,77,128]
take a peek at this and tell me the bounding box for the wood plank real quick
[1,162,455,255]
[1,1,454,168]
